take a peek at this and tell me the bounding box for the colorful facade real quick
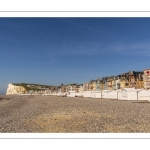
[96,78,101,91]
[107,77,112,90]
[83,82,90,91]
[143,69,150,89]
[112,76,117,90]
[58,70,145,94]
[91,80,97,91]
[76,84,84,93]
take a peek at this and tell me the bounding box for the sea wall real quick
[6,84,27,95]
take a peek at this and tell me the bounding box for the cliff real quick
[6,84,27,95]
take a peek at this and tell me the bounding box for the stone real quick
[6,84,27,95]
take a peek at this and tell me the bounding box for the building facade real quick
[143,69,150,89]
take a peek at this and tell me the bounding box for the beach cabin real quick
[121,88,141,100]
[95,91,102,98]
[83,91,92,98]
[91,91,95,98]
[56,93,62,96]
[75,93,83,97]
[108,90,118,99]
[67,91,76,97]
[117,89,123,100]
[137,89,150,101]
[102,90,111,99]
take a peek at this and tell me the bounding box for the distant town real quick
[6,68,150,96]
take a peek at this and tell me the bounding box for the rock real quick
[6,84,27,95]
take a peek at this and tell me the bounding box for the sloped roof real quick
[123,88,141,92]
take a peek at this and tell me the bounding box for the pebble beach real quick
[0,95,150,133]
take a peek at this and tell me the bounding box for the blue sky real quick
[1,18,150,94]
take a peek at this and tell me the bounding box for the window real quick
[131,78,135,83]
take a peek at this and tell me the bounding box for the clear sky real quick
[1,18,150,94]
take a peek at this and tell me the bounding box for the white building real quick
[107,90,118,99]
[143,68,150,89]
[67,91,76,97]
[83,91,93,98]
[102,90,111,99]
[120,88,141,100]
[95,91,102,98]
[137,89,150,101]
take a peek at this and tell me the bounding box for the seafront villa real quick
[143,68,150,89]
[6,69,150,101]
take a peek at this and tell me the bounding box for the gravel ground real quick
[0,95,150,133]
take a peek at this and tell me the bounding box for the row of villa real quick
[56,69,150,93]
[6,68,150,101]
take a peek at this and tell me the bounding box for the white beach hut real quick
[137,89,150,101]
[67,91,76,97]
[117,89,123,100]
[83,91,92,98]
[95,91,102,98]
[75,93,83,97]
[108,90,118,99]
[102,90,111,99]
[121,88,141,100]
[91,91,96,98]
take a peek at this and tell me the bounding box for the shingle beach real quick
[0,95,150,133]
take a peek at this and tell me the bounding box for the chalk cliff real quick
[6,84,27,95]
